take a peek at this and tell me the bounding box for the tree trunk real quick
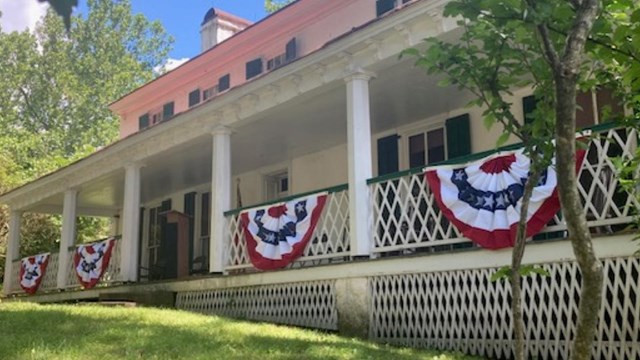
[510,164,543,360]
[555,74,603,360]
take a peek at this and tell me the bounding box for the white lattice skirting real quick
[370,256,640,359]
[176,280,338,330]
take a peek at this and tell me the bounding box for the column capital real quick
[211,125,233,137]
[343,67,376,83]
[124,162,145,171]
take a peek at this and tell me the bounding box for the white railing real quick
[370,125,640,255]
[10,260,21,294]
[66,237,123,289]
[224,185,350,271]
[8,252,59,294]
[39,252,59,292]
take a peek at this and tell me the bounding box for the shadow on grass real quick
[0,305,457,360]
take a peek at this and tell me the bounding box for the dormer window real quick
[218,74,230,92]
[162,101,175,120]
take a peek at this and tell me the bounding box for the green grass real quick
[0,302,482,360]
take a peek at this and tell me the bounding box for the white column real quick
[2,211,22,296]
[120,163,142,282]
[210,126,232,273]
[56,189,78,288]
[345,69,375,257]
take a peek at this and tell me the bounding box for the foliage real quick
[265,0,296,13]
[0,0,172,286]
[0,303,483,360]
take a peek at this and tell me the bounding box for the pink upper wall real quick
[111,0,400,138]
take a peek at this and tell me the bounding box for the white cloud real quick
[154,57,190,75]
[0,0,49,33]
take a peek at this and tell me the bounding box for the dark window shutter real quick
[162,102,174,120]
[138,114,149,130]
[161,199,172,212]
[285,37,297,62]
[446,113,471,160]
[376,0,396,16]
[377,134,399,176]
[136,207,145,280]
[522,95,537,124]
[218,74,230,92]
[188,90,201,107]
[184,192,196,273]
[245,58,263,80]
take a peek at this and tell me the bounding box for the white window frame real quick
[398,120,447,170]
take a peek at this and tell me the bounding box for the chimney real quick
[200,8,252,52]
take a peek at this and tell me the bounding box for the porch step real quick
[99,291,176,308]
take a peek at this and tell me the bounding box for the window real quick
[265,171,289,201]
[407,127,446,169]
[285,37,297,62]
[376,0,396,16]
[138,113,149,130]
[151,112,162,125]
[162,101,174,120]
[523,88,624,129]
[188,89,201,108]
[246,58,263,80]
[203,85,218,101]
[218,74,230,92]
[147,206,162,268]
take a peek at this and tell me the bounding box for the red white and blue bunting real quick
[73,238,116,289]
[241,192,327,270]
[19,253,50,295]
[425,148,586,249]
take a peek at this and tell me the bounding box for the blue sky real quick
[78,1,270,60]
[0,0,268,62]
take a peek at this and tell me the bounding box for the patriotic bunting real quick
[74,238,116,289]
[241,193,327,270]
[425,148,586,249]
[19,253,50,295]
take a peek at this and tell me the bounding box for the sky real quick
[0,0,269,70]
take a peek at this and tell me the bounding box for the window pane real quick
[409,133,425,168]
[280,177,289,193]
[427,128,445,164]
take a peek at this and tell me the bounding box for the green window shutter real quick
[184,192,196,274]
[162,102,174,120]
[522,95,537,125]
[188,90,200,107]
[446,113,471,160]
[377,134,399,176]
[218,74,230,92]
[138,114,149,130]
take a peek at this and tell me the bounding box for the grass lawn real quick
[0,302,482,360]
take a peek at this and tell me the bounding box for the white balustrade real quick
[370,126,640,255]
[225,186,351,271]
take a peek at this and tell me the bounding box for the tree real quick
[0,0,172,288]
[265,0,295,13]
[406,0,640,358]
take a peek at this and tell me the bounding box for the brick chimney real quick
[200,8,252,52]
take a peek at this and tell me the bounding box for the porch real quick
[4,124,638,296]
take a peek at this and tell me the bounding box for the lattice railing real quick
[176,280,338,330]
[224,186,350,271]
[65,238,122,289]
[10,260,21,294]
[39,252,59,292]
[370,256,640,360]
[370,126,640,254]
